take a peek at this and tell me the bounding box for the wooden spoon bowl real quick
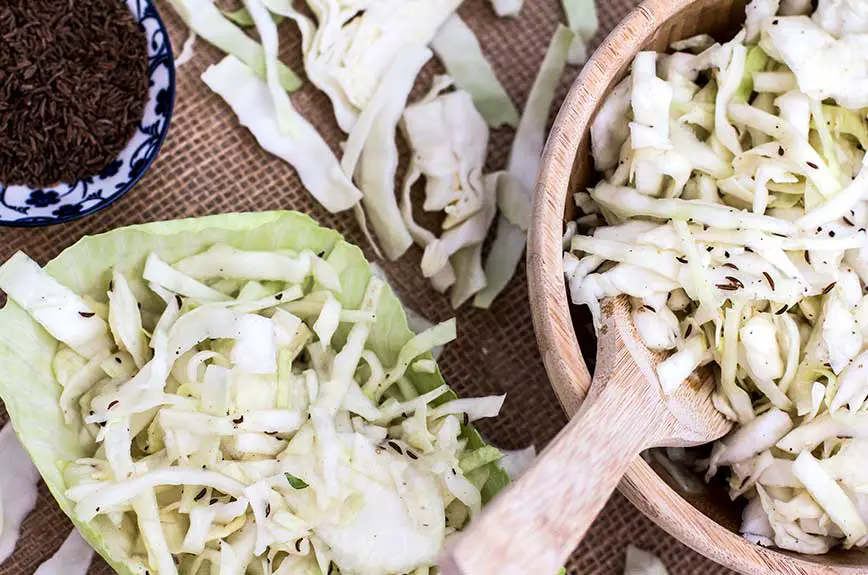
[527,0,868,573]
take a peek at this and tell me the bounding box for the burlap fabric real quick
[0,0,737,573]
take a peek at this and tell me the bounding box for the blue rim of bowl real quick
[0,0,176,228]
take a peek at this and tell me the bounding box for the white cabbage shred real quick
[167,0,302,92]
[402,82,496,306]
[490,0,523,18]
[33,529,94,575]
[431,16,519,128]
[0,247,506,574]
[402,22,576,308]
[623,545,669,575]
[0,423,40,564]
[475,25,575,308]
[562,0,600,65]
[271,0,463,260]
[202,56,363,214]
[565,0,868,555]
[497,446,537,480]
[0,252,112,359]
[355,45,433,261]
[174,30,197,68]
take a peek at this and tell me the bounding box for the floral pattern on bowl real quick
[0,0,175,227]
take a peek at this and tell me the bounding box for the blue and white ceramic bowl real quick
[0,0,175,227]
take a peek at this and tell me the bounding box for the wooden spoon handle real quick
[439,378,668,575]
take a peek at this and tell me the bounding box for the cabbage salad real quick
[565,0,868,555]
[0,214,508,575]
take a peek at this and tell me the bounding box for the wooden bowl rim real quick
[527,0,867,573]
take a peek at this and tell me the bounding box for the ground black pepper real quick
[0,0,149,187]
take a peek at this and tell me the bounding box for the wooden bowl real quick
[527,0,868,573]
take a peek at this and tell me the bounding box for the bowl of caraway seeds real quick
[0,0,174,226]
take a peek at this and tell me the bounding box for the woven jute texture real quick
[0,0,737,573]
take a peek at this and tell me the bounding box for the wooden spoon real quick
[438,295,733,575]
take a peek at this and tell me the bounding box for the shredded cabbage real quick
[167,0,301,92]
[565,0,868,555]
[202,56,363,214]
[171,0,568,312]
[287,0,461,134]
[0,424,40,563]
[430,16,519,128]
[33,529,94,575]
[813,0,868,36]
[401,87,498,305]
[490,0,522,17]
[763,15,868,110]
[174,30,197,68]
[562,0,599,65]
[0,252,113,359]
[497,446,537,480]
[0,213,508,575]
[475,25,575,308]
[356,45,433,261]
[245,0,295,134]
[623,545,669,575]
